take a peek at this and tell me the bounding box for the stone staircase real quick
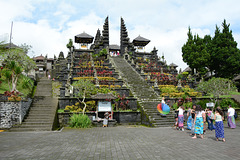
[10,77,58,132]
[111,57,174,127]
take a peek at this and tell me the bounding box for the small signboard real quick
[206,102,214,108]
[98,101,112,112]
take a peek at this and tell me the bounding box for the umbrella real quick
[157,103,170,115]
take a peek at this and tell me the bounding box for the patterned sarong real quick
[195,117,203,134]
[215,121,224,138]
[191,119,195,134]
[187,116,192,130]
[178,115,184,127]
[228,116,236,128]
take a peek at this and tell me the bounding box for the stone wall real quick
[0,98,32,129]
[58,97,138,110]
[58,111,141,127]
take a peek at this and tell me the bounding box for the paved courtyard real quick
[0,124,240,160]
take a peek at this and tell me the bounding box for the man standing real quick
[227,105,236,129]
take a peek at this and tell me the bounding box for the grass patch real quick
[57,109,65,113]
[0,77,10,93]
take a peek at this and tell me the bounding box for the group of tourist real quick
[174,104,237,142]
[110,51,120,57]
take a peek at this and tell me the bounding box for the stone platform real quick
[1,123,240,159]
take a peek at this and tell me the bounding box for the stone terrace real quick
[111,56,175,127]
[1,124,240,160]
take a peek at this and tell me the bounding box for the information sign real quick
[98,101,112,112]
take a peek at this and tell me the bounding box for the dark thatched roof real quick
[75,32,94,44]
[133,35,150,42]
[109,44,120,50]
[169,63,178,67]
[133,35,150,46]
[91,93,117,100]
[75,32,94,39]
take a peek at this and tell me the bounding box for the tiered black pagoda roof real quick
[102,17,109,47]
[133,35,150,46]
[75,32,94,44]
[94,29,102,45]
[120,17,135,55]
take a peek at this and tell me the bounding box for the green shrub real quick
[220,98,238,108]
[69,114,92,128]
[196,99,213,110]
[172,103,178,110]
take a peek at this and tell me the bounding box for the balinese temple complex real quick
[49,16,180,127]
[52,16,179,105]
[52,16,179,88]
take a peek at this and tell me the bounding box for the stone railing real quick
[0,98,32,129]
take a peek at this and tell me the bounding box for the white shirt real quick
[196,111,204,117]
[228,108,235,116]
[178,108,184,115]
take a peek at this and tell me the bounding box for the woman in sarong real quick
[227,105,236,129]
[190,104,196,135]
[192,105,205,139]
[214,108,225,142]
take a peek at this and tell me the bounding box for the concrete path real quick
[1,124,240,160]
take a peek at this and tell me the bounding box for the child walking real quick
[177,106,185,131]
[214,108,225,142]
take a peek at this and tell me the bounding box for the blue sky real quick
[1,0,240,70]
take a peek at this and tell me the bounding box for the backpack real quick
[234,111,238,119]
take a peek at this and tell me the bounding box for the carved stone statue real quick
[140,67,144,74]
[124,47,128,54]
[177,79,182,88]
[131,58,135,65]
[154,78,158,88]
[147,73,150,81]
[160,67,163,74]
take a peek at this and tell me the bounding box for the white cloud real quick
[1,0,240,71]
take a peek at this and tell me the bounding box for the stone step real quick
[21,122,53,125]
[14,124,52,128]
[29,107,55,111]
[9,127,51,132]
[32,103,56,106]
[24,119,52,122]
[153,122,173,125]
[28,111,55,115]
[111,57,175,127]
[30,106,55,110]
[9,77,57,132]
[26,115,54,119]
[154,124,172,127]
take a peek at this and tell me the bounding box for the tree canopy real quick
[0,42,36,74]
[182,27,211,76]
[72,79,97,115]
[196,77,237,106]
[182,20,240,79]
